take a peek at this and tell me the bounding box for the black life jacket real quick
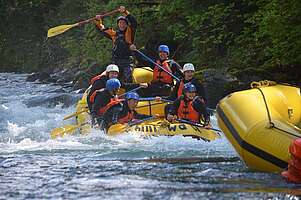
[112,30,131,61]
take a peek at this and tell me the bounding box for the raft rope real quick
[251,80,301,89]
[256,87,301,139]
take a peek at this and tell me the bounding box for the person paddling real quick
[139,45,182,97]
[166,83,210,127]
[116,92,152,125]
[87,64,147,112]
[94,6,137,83]
[90,78,123,129]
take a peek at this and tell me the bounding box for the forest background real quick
[0,0,300,84]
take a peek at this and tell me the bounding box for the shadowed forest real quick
[1,0,300,83]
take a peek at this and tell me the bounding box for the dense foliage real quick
[0,0,300,82]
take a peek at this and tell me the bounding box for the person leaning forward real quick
[90,78,123,130]
[114,92,152,125]
[87,64,147,112]
[94,6,137,83]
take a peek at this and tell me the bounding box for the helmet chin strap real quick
[185,93,195,100]
[110,89,118,96]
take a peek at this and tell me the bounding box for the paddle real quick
[139,97,173,103]
[129,116,155,126]
[118,85,144,98]
[47,9,119,38]
[142,97,216,114]
[136,101,167,109]
[53,85,146,138]
[134,50,181,82]
[62,85,143,121]
[175,118,222,132]
[108,116,155,134]
[63,108,89,120]
[50,122,89,139]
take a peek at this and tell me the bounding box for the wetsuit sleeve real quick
[168,98,181,115]
[89,79,106,96]
[109,105,123,124]
[91,93,110,116]
[193,97,210,124]
[94,19,116,40]
[192,79,207,102]
[126,13,137,32]
[170,60,183,79]
[91,94,102,116]
[121,82,140,91]
[141,57,157,69]
[167,81,180,101]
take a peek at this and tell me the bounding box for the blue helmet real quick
[126,92,140,101]
[184,83,197,93]
[158,45,169,55]
[106,78,121,91]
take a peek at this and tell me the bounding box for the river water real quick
[0,73,300,199]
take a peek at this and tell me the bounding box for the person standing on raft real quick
[94,6,137,83]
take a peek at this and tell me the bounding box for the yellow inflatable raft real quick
[108,118,220,141]
[71,90,219,141]
[51,67,220,141]
[216,80,301,172]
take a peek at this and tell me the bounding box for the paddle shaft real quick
[77,9,119,26]
[140,97,215,115]
[135,50,180,82]
[62,86,142,121]
[139,97,173,103]
[129,116,155,126]
[51,122,89,138]
[118,86,143,98]
[176,118,222,132]
[136,102,167,109]
[63,108,88,120]
[47,9,119,37]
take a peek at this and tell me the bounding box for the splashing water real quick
[0,73,300,199]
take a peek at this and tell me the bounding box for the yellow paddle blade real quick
[50,124,80,139]
[63,108,89,120]
[107,124,127,136]
[47,23,79,38]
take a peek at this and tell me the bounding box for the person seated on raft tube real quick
[166,83,210,126]
[140,44,183,97]
[87,64,147,112]
[90,78,123,129]
[94,6,137,83]
[114,92,152,125]
[162,63,206,101]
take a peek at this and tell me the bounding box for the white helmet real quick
[106,64,119,73]
[183,63,195,72]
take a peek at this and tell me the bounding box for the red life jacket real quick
[97,98,123,115]
[153,60,173,84]
[177,80,185,97]
[90,71,106,85]
[177,98,200,123]
[118,111,134,124]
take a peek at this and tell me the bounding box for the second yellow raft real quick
[216,81,301,172]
